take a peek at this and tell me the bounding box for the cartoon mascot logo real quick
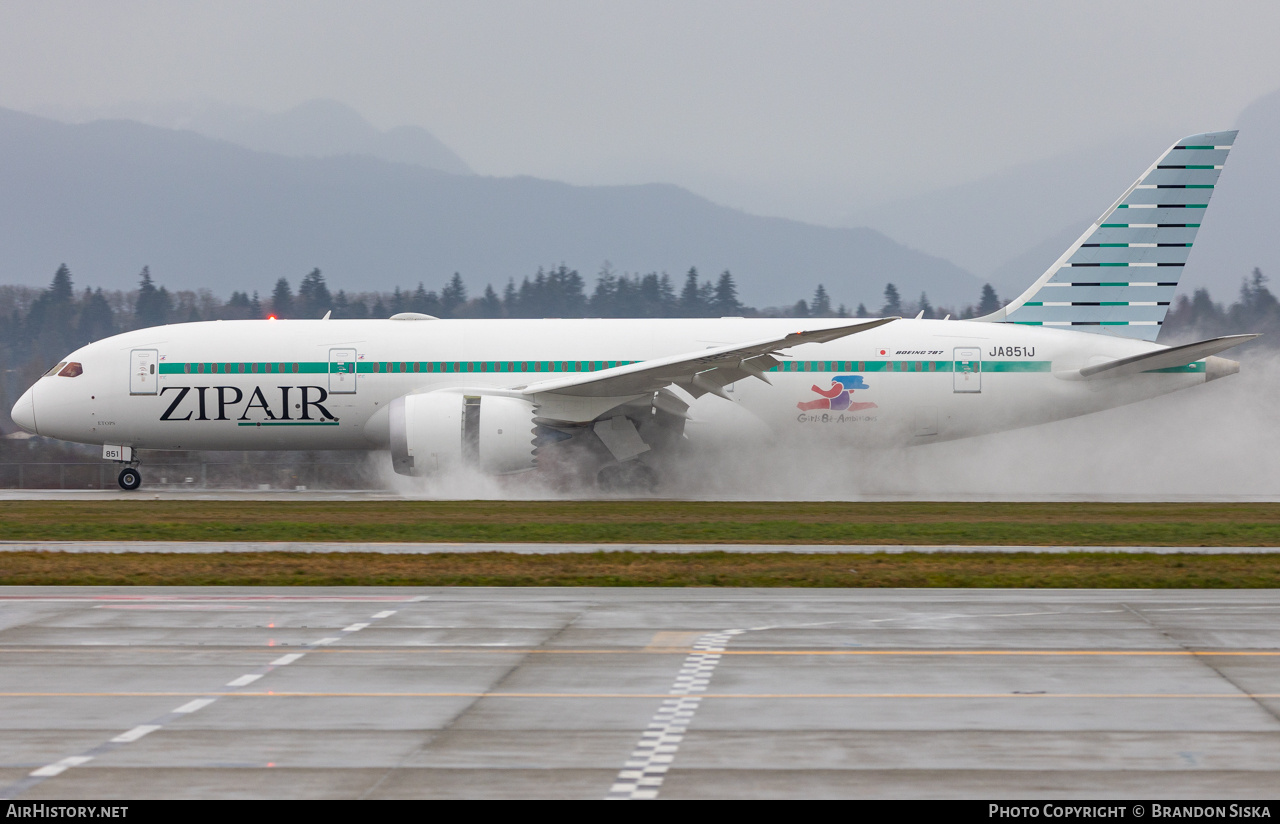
[797,375,877,412]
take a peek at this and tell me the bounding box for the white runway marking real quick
[172,698,217,714]
[226,674,262,687]
[111,725,161,743]
[2,600,416,797]
[30,756,93,777]
[607,629,745,800]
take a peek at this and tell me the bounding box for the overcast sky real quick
[2,0,1279,224]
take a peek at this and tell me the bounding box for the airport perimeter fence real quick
[0,461,379,490]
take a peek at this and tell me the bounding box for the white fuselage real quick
[13,317,1213,453]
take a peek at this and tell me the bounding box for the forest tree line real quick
[2,261,1277,434]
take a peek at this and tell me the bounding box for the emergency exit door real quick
[129,349,158,395]
[329,348,357,394]
[953,347,981,393]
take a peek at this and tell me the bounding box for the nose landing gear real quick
[117,466,142,491]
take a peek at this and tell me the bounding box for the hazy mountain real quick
[1183,88,1280,300]
[849,132,1165,293]
[0,108,983,309]
[855,86,1280,303]
[29,99,474,176]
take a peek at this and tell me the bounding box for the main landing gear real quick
[117,466,142,491]
[595,460,659,494]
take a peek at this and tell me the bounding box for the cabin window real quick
[184,364,191,374]
[58,362,83,378]
[238,363,246,373]
[292,363,299,373]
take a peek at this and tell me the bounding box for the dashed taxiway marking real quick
[110,725,161,743]
[0,604,407,799]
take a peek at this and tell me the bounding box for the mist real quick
[374,354,1280,503]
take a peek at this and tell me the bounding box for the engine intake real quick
[389,392,537,476]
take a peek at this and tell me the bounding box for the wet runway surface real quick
[1,587,1278,799]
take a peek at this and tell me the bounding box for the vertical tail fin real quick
[978,131,1237,341]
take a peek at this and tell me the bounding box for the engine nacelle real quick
[389,392,537,476]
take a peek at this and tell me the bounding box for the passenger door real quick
[129,349,158,395]
[953,347,981,393]
[329,348,357,394]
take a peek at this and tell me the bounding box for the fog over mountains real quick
[856,88,1280,303]
[31,99,475,176]
[6,87,1279,313]
[0,104,980,310]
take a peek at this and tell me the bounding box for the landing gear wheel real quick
[117,467,142,491]
[596,461,659,494]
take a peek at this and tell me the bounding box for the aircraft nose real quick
[10,386,37,434]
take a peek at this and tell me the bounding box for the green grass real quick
[2,550,1278,588]
[3,501,1280,546]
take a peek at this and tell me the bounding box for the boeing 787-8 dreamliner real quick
[10,131,1256,490]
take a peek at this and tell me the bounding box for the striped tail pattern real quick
[980,130,1237,341]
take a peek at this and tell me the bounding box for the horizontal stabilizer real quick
[1061,334,1258,380]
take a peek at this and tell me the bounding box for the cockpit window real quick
[57,362,83,378]
[44,362,67,377]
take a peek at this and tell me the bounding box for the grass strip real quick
[3,551,1279,588]
[5,501,1280,545]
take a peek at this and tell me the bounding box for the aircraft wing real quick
[1063,334,1259,381]
[519,317,897,399]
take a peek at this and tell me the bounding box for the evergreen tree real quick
[134,266,171,328]
[297,268,332,317]
[502,278,518,316]
[250,291,262,317]
[441,273,468,317]
[679,268,704,317]
[713,270,743,315]
[25,264,77,353]
[812,284,832,316]
[76,288,115,345]
[479,284,503,318]
[48,263,74,305]
[590,263,619,317]
[224,291,254,320]
[855,303,869,318]
[976,283,1001,316]
[792,299,810,318]
[917,292,933,319]
[332,290,350,319]
[410,282,442,316]
[270,278,294,318]
[881,283,902,316]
